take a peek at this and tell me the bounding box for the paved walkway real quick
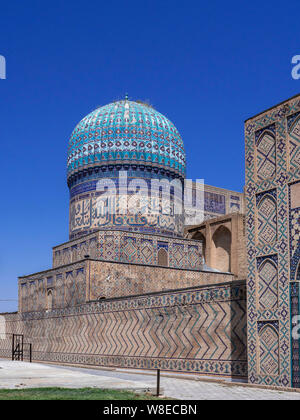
[0,360,154,393]
[1,359,300,400]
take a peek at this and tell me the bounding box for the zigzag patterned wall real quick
[2,281,247,378]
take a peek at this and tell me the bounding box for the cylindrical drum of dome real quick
[67,100,186,239]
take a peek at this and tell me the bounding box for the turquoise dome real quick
[67,100,186,181]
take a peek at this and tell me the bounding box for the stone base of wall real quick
[1,280,248,379]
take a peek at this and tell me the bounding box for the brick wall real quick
[87,260,234,300]
[19,259,234,312]
[2,280,247,378]
[186,213,246,279]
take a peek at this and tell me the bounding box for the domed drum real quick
[67,100,186,239]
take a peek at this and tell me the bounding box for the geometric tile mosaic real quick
[67,100,186,179]
[256,128,276,181]
[67,100,187,239]
[289,181,300,284]
[245,94,300,388]
[288,116,300,173]
[290,282,300,388]
[259,324,279,376]
[53,229,203,272]
[290,207,300,281]
[257,192,277,244]
[258,257,278,310]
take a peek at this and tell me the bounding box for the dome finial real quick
[125,93,129,101]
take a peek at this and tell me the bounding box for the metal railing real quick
[0,333,32,362]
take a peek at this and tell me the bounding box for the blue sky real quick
[0,0,299,312]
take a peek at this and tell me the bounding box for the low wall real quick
[1,280,247,378]
[18,259,234,312]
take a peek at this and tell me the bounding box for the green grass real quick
[0,387,166,400]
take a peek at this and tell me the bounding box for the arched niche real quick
[289,116,300,172]
[256,131,276,180]
[258,259,278,310]
[259,325,279,376]
[257,194,277,244]
[47,290,53,311]
[192,231,206,260]
[158,248,168,267]
[296,260,300,282]
[212,226,231,272]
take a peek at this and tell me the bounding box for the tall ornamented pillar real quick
[206,223,213,268]
[230,213,239,278]
[245,94,300,388]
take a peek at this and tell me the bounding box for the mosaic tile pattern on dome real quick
[67,100,186,178]
[67,100,187,239]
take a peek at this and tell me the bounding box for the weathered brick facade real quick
[186,213,246,279]
[2,280,247,378]
[19,259,234,312]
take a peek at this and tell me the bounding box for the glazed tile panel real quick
[245,95,300,387]
[52,229,203,271]
[67,100,186,178]
[290,282,300,388]
[67,100,186,239]
[68,187,185,238]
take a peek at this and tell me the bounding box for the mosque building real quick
[1,94,299,389]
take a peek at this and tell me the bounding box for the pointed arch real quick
[211,225,231,272]
[257,194,277,244]
[158,248,168,267]
[289,114,300,134]
[258,259,278,310]
[256,131,276,180]
[192,231,206,260]
[257,192,276,208]
[47,290,53,311]
[289,116,300,171]
[259,325,279,376]
[296,260,300,282]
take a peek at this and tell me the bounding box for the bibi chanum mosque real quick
[1,93,300,389]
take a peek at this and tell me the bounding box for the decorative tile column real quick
[245,95,300,387]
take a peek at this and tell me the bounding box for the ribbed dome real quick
[67,100,186,180]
